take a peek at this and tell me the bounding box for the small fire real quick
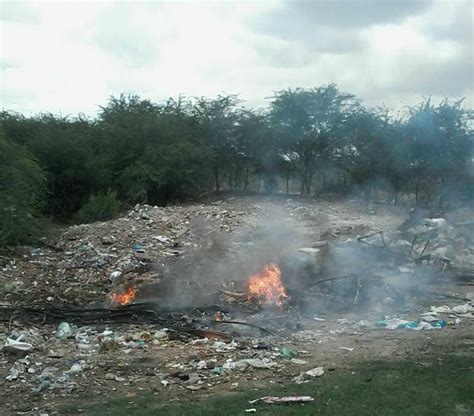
[247,263,287,306]
[108,286,137,306]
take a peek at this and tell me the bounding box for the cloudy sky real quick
[1,0,472,116]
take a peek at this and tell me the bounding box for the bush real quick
[0,134,46,247]
[73,190,121,224]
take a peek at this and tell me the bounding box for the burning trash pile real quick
[0,200,259,307]
[1,198,473,414]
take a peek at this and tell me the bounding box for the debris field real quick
[1,196,473,415]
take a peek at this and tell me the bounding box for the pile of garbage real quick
[2,198,474,415]
[388,210,474,271]
[1,200,259,306]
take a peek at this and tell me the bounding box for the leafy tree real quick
[99,94,206,204]
[192,94,241,192]
[405,98,473,205]
[270,84,358,194]
[342,108,409,202]
[1,112,107,218]
[233,110,277,192]
[0,131,46,246]
[1,86,472,248]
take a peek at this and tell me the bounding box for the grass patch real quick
[62,353,474,415]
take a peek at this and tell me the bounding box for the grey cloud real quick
[355,45,473,106]
[421,1,473,44]
[251,0,433,41]
[250,33,364,70]
[391,51,473,97]
[287,0,433,28]
[89,3,162,67]
[247,0,430,60]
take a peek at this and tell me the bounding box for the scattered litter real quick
[249,396,314,404]
[0,198,472,407]
[280,347,297,358]
[452,304,473,314]
[55,322,73,339]
[305,367,325,377]
[290,358,308,365]
[236,358,278,370]
[4,336,33,353]
[376,318,447,331]
[431,306,452,314]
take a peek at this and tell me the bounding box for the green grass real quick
[61,351,474,416]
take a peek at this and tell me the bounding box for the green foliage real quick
[0,131,46,246]
[0,86,472,249]
[73,190,121,224]
[99,94,207,204]
[270,84,359,194]
[1,112,108,218]
[404,98,473,205]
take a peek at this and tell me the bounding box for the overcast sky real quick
[1,0,472,116]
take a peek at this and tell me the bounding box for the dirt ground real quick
[1,196,473,415]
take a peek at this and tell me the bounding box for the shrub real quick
[0,134,46,247]
[73,190,121,224]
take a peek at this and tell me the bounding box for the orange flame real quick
[108,287,137,306]
[247,264,287,306]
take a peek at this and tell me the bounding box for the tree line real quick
[1,84,473,246]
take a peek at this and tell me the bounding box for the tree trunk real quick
[214,166,220,193]
[306,173,312,195]
[364,183,372,202]
[393,184,399,205]
[243,167,250,191]
[300,175,306,195]
[227,171,233,191]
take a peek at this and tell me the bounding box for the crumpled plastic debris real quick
[55,322,73,339]
[237,358,278,369]
[280,347,297,358]
[5,361,26,381]
[452,304,474,314]
[4,336,33,352]
[305,367,325,377]
[376,318,446,331]
[249,396,314,404]
[431,305,452,314]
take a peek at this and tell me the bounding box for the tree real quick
[270,84,358,195]
[404,98,473,205]
[99,94,206,204]
[192,94,241,192]
[1,112,107,218]
[341,108,410,203]
[0,130,46,246]
[232,110,277,192]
